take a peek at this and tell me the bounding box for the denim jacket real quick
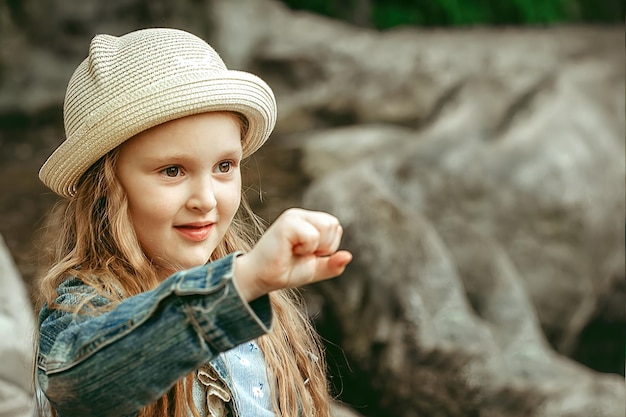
[37,253,273,417]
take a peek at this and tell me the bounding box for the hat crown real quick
[64,29,227,138]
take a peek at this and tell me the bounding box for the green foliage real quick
[279,0,625,28]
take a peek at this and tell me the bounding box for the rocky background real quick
[0,0,624,416]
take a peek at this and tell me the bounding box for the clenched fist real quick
[234,208,353,301]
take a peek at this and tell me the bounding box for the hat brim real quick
[39,70,276,198]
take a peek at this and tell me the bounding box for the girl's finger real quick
[312,250,353,281]
[314,225,343,256]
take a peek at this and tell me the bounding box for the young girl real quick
[36,28,352,417]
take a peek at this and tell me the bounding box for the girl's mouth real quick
[174,223,214,242]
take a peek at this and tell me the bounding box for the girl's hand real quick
[234,208,352,301]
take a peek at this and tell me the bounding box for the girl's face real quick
[116,112,243,277]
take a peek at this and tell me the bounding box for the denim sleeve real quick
[37,252,272,417]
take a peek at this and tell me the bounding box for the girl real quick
[36,28,352,417]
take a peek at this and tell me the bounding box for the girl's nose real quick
[187,178,217,213]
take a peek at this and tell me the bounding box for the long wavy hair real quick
[36,113,331,417]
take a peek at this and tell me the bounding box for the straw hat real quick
[39,28,277,198]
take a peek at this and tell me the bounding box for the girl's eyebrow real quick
[142,148,243,165]
[141,153,189,165]
[221,148,244,160]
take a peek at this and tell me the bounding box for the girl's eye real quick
[216,161,233,173]
[162,166,181,177]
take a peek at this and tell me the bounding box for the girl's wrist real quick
[233,254,264,302]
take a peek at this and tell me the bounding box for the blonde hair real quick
[36,113,331,417]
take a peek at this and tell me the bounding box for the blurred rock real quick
[0,234,36,417]
[303,137,624,417]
